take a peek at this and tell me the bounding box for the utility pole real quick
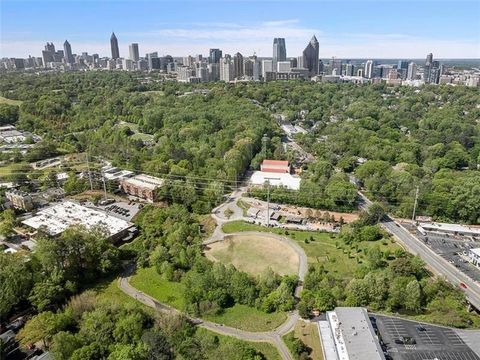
[86,153,93,191]
[266,181,270,227]
[102,173,108,200]
[412,186,419,222]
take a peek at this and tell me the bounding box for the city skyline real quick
[1,0,480,59]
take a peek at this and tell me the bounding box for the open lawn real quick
[0,162,30,180]
[0,96,22,106]
[117,121,155,142]
[130,266,186,310]
[204,304,287,332]
[222,221,401,278]
[285,321,324,360]
[205,233,299,276]
[196,328,281,360]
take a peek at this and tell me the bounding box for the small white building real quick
[250,171,301,190]
[469,248,480,268]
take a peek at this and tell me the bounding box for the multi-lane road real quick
[358,192,480,310]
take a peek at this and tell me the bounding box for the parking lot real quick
[375,315,480,360]
[402,223,480,282]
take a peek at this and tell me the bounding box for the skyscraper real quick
[220,55,234,82]
[209,49,222,64]
[63,40,74,65]
[110,32,120,60]
[330,57,342,75]
[302,35,319,77]
[397,60,409,80]
[272,38,286,72]
[42,42,56,67]
[233,52,244,79]
[129,43,139,61]
[364,60,374,78]
[407,62,417,80]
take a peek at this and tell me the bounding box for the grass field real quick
[195,328,281,360]
[204,304,287,332]
[129,266,286,332]
[286,321,324,360]
[0,162,30,180]
[205,233,299,276]
[222,221,401,278]
[0,96,22,106]
[130,266,186,310]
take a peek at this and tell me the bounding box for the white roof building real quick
[22,201,133,238]
[320,307,385,360]
[250,171,301,190]
[419,222,480,237]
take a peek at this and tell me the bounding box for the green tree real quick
[17,311,72,349]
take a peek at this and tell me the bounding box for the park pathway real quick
[118,186,311,360]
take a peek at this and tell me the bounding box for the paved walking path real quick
[118,186,310,360]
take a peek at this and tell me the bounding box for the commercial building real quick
[209,48,222,64]
[250,171,301,190]
[364,60,374,78]
[319,307,385,360]
[260,160,291,173]
[6,189,34,211]
[22,201,134,241]
[120,174,164,202]
[129,43,139,61]
[272,38,286,71]
[220,55,234,82]
[63,40,74,65]
[418,222,480,238]
[302,35,319,77]
[110,32,120,60]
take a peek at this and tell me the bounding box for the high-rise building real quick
[397,60,409,80]
[272,38,286,71]
[42,42,56,66]
[110,32,120,60]
[63,40,74,65]
[330,57,342,75]
[129,43,139,61]
[364,60,374,78]
[407,62,417,80]
[302,35,319,77]
[345,63,355,76]
[220,55,234,82]
[209,49,222,64]
[233,52,244,79]
[262,59,273,80]
[426,53,433,66]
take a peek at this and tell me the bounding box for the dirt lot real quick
[205,234,299,276]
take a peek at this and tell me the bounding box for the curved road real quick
[118,189,309,360]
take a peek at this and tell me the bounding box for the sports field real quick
[205,233,299,276]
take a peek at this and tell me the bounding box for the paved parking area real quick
[401,223,480,282]
[375,315,480,360]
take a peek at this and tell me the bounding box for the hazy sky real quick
[1,0,479,58]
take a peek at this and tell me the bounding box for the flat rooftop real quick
[22,201,132,237]
[327,307,385,360]
[122,174,164,190]
[419,222,480,236]
[250,171,301,190]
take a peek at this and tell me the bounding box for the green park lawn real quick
[204,304,287,332]
[222,221,401,278]
[129,266,186,310]
[129,266,287,332]
[195,328,281,360]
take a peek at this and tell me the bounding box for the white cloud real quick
[1,19,479,58]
